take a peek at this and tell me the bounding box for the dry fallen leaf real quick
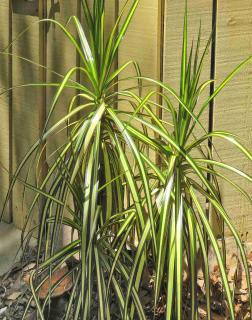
[244,311,251,320]
[7,291,22,300]
[235,303,242,315]
[240,294,249,303]
[0,307,7,316]
[210,273,220,285]
[198,306,207,319]
[38,266,72,300]
[23,263,36,273]
[228,264,237,282]
[247,251,252,261]
[197,278,204,289]
[241,274,249,290]
[22,263,36,285]
[213,265,219,273]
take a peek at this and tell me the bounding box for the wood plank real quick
[0,1,8,8]
[46,0,77,164]
[118,0,159,164]
[38,0,47,191]
[164,0,212,125]
[12,12,40,229]
[214,1,252,239]
[105,1,117,36]
[118,0,159,84]
[0,0,11,222]
[163,0,213,210]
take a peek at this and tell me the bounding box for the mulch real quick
[1,245,252,319]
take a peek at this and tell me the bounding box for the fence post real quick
[156,0,166,166]
[207,0,219,234]
[38,0,48,204]
[8,0,13,223]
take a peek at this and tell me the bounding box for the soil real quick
[0,246,35,320]
[0,245,252,319]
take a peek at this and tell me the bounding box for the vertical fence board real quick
[164,0,212,126]
[0,0,11,222]
[11,10,40,229]
[38,0,47,191]
[214,1,252,239]
[118,0,159,85]
[104,1,117,36]
[118,0,159,164]
[163,0,213,210]
[46,0,77,163]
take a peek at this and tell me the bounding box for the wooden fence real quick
[0,0,251,239]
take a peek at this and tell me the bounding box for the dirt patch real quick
[1,241,252,319]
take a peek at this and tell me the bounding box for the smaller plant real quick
[110,6,252,320]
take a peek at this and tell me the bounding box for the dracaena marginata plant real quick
[2,0,154,319]
[121,6,252,320]
[2,1,252,319]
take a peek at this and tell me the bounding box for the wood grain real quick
[46,0,77,162]
[214,0,252,239]
[163,0,213,213]
[118,0,159,84]
[0,0,11,222]
[118,0,159,164]
[164,0,212,126]
[12,12,40,229]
